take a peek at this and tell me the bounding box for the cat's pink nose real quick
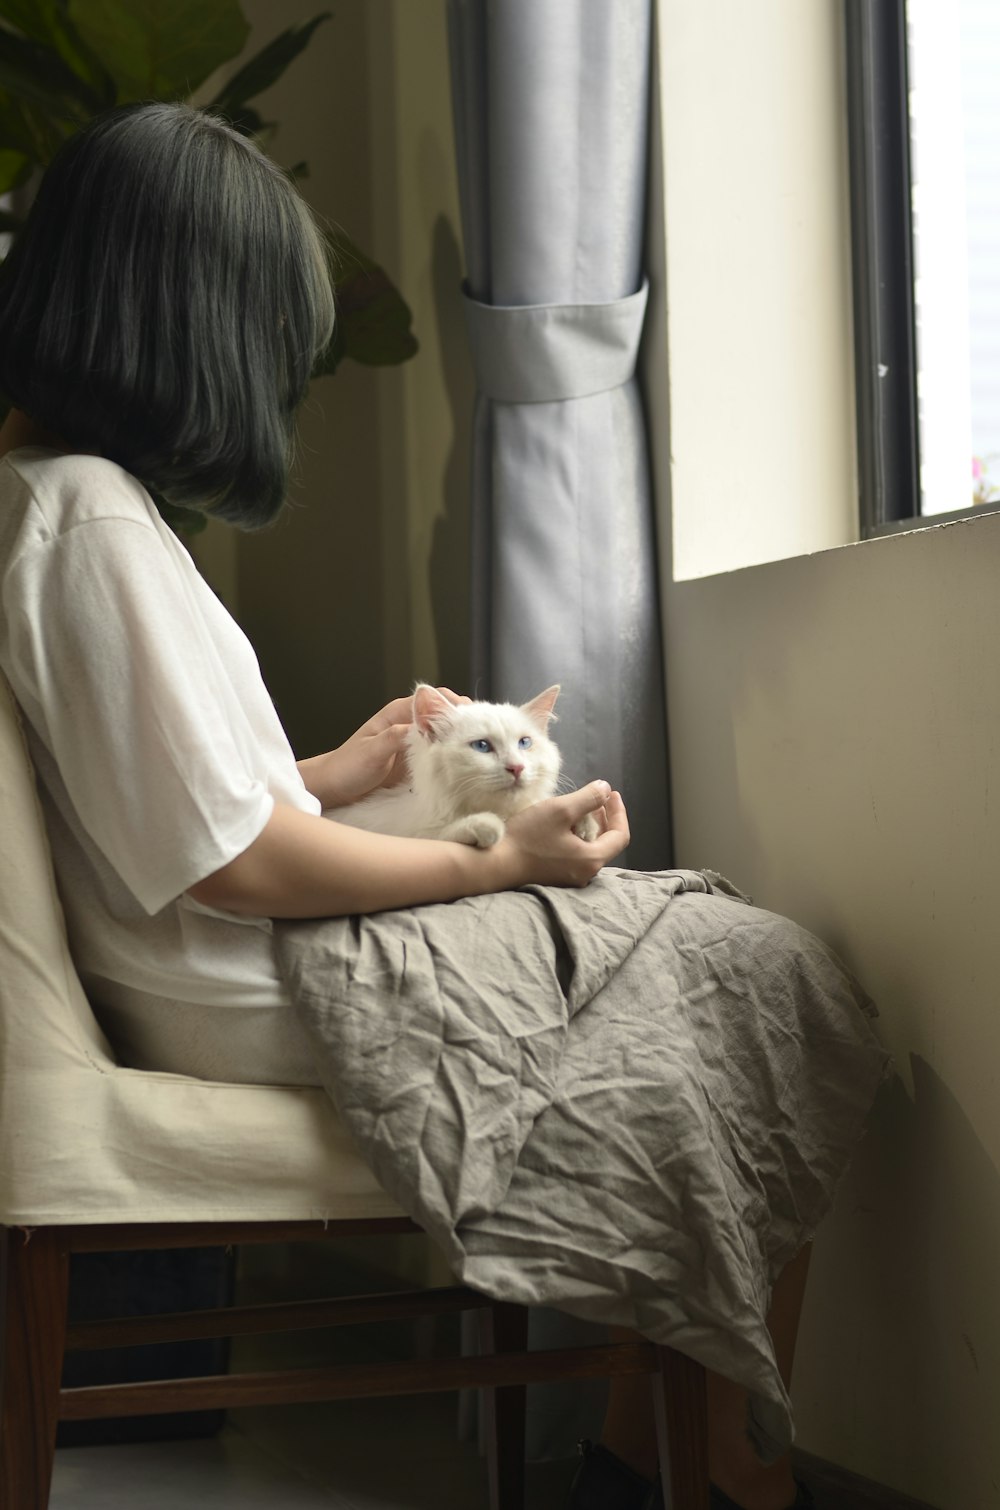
[506,763,525,781]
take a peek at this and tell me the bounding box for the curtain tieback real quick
[461,278,649,404]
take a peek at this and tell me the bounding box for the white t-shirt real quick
[0,447,321,1015]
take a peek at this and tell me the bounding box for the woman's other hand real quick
[501,782,630,887]
[297,687,471,809]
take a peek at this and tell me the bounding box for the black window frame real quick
[845,0,1000,538]
[844,0,921,536]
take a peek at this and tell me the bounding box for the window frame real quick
[846,0,1000,539]
[844,0,922,536]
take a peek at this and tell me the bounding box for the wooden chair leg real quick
[477,1300,529,1510]
[650,1344,709,1510]
[0,1227,70,1510]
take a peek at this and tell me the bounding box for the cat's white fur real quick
[325,684,598,847]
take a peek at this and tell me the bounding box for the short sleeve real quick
[4,516,275,914]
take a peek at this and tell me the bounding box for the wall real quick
[193,0,473,759]
[659,0,858,580]
[653,5,1000,1507]
[662,524,1000,1509]
[364,2,475,701]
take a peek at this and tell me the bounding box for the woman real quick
[0,104,828,1509]
[0,102,626,1082]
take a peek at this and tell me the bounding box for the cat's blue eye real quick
[470,738,493,754]
[518,736,532,750]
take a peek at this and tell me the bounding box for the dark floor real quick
[51,1242,932,1510]
[52,1400,581,1509]
[52,1240,582,1509]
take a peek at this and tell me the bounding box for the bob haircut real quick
[0,102,335,528]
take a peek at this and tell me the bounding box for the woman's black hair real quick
[0,102,335,528]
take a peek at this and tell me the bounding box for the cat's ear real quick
[412,683,455,739]
[523,685,560,727]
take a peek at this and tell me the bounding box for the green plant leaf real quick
[0,26,98,119]
[66,0,250,102]
[313,232,419,377]
[0,1,114,102]
[0,0,59,46]
[0,0,88,56]
[207,12,329,119]
[0,145,28,192]
[0,98,29,154]
[0,93,71,165]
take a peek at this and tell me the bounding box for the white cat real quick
[325,683,598,847]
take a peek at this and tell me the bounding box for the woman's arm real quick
[187,783,629,918]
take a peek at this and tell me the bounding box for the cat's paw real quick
[574,811,600,842]
[441,812,506,848]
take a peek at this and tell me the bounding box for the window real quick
[847,0,1000,533]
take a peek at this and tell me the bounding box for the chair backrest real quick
[0,671,401,1228]
[0,671,116,1074]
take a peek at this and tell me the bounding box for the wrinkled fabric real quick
[275,869,889,1461]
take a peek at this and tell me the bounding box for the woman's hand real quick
[297,687,470,810]
[499,782,630,888]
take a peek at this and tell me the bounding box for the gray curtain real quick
[447,0,669,1460]
[447,0,670,872]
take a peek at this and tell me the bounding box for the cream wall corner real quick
[662,522,1000,1510]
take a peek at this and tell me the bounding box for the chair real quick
[0,670,709,1510]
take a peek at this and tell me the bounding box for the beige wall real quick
[659,0,858,580]
[653,5,1000,1507]
[662,525,1000,1509]
[192,0,473,760]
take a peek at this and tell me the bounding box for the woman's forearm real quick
[187,802,522,918]
[187,783,628,919]
[295,751,339,808]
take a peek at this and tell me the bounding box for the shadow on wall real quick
[427,210,474,696]
[797,1055,1000,1506]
